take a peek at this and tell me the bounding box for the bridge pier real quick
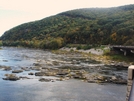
[120,49,127,56]
[111,46,134,56]
[126,65,134,101]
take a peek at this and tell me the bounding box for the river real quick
[0,47,127,101]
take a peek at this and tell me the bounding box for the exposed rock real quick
[33,63,41,66]
[111,76,127,84]
[115,62,128,67]
[39,78,54,82]
[42,67,49,69]
[87,80,96,83]
[111,76,117,81]
[35,72,45,76]
[56,69,69,76]
[19,76,30,79]
[0,65,12,71]
[21,67,30,71]
[52,61,60,65]
[45,72,56,76]
[58,66,83,70]
[31,67,41,71]
[3,74,20,81]
[12,70,23,73]
[4,66,12,71]
[56,78,65,81]
[112,79,127,84]
[28,72,34,75]
[32,64,127,84]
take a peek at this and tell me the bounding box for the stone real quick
[111,76,117,81]
[31,67,41,71]
[112,79,127,84]
[1,66,12,71]
[3,74,20,81]
[35,72,45,76]
[39,78,52,82]
[56,78,65,81]
[12,70,23,73]
[33,63,41,66]
[44,72,56,76]
[21,67,30,71]
[87,80,95,83]
[28,72,34,75]
[19,76,30,79]
[42,67,48,69]
[56,70,69,76]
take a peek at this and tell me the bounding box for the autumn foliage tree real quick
[1,4,134,48]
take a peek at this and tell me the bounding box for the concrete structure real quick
[111,46,134,56]
[126,65,134,101]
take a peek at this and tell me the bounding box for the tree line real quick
[0,4,134,49]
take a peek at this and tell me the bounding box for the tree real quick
[0,40,2,46]
[110,33,117,44]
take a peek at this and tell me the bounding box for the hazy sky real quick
[0,0,134,36]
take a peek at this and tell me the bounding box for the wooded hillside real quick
[1,4,134,49]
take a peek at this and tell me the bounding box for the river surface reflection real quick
[0,47,127,101]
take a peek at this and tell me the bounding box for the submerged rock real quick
[3,60,8,62]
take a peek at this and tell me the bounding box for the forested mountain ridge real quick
[1,4,134,49]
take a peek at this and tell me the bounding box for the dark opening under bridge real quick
[110,46,134,56]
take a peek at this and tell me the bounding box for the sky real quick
[0,0,134,36]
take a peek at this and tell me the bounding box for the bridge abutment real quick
[126,65,134,101]
[111,46,134,56]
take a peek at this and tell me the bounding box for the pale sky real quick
[0,0,134,36]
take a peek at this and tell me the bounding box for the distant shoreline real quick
[53,47,131,68]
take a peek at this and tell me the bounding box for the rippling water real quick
[0,47,127,101]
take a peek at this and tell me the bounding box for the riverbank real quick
[53,46,131,68]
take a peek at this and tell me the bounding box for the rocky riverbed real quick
[0,47,128,101]
[0,47,128,84]
[0,59,127,84]
[59,47,130,67]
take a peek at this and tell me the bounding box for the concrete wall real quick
[126,65,134,101]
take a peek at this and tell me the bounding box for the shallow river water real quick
[0,47,127,101]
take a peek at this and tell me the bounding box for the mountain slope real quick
[1,4,134,48]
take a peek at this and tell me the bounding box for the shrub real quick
[76,45,82,50]
[83,45,92,50]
